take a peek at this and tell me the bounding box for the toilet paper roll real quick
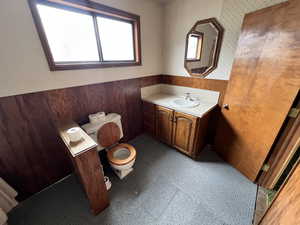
[67,127,82,143]
[104,176,112,190]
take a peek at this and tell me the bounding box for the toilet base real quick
[112,167,133,179]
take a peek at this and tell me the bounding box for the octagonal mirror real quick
[184,18,224,77]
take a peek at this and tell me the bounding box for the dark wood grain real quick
[140,75,162,87]
[0,75,159,200]
[0,94,72,198]
[72,148,109,215]
[123,78,143,138]
[214,0,300,181]
[57,121,108,215]
[142,101,156,136]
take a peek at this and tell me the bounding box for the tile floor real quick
[9,134,257,225]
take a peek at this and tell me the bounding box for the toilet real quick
[82,113,136,179]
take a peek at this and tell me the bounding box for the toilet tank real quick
[82,113,124,151]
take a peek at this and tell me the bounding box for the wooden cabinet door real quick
[172,111,198,155]
[214,1,300,182]
[156,106,173,145]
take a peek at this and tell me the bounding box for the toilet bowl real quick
[82,113,136,179]
[107,143,136,179]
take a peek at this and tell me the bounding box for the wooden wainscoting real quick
[0,75,161,200]
[140,74,162,87]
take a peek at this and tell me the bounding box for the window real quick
[97,17,135,61]
[186,33,203,61]
[28,0,141,71]
[37,4,99,62]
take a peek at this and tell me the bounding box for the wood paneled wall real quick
[0,75,161,200]
[0,73,226,200]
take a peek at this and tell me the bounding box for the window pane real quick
[187,36,198,59]
[37,4,99,62]
[97,17,135,61]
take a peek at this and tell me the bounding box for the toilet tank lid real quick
[81,113,121,135]
[105,113,121,122]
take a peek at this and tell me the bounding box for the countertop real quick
[142,93,217,118]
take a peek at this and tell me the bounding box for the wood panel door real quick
[214,0,300,181]
[156,106,173,145]
[172,111,198,155]
[258,97,300,189]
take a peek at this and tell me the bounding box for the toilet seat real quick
[107,143,136,166]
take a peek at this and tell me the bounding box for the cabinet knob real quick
[223,104,229,110]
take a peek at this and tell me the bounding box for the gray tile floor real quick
[9,134,257,225]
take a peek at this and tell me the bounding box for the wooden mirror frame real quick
[184,18,224,78]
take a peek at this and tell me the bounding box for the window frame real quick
[185,32,204,62]
[28,0,142,71]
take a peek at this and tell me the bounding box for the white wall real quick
[162,0,287,80]
[162,0,224,78]
[0,0,288,97]
[0,0,163,97]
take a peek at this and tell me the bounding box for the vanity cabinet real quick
[156,106,173,145]
[143,101,211,158]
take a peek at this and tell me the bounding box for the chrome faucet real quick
[185,93,192,101]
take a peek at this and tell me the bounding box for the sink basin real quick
[171,98,200,108]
